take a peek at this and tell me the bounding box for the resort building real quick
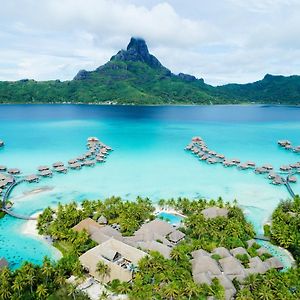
[122,219,185,257]
[73,218,123,244]
[190,241,284,299]
[201,207,228,219]
[79,238,147,283]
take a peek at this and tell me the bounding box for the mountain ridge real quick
[0,37,299,105]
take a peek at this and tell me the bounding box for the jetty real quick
[0,136,113,220]
[186,136,299,197]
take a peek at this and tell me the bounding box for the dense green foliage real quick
[37,196,155,244]
[271,196,300,263]
[235,268,300,299]
[1,38,300,105]
[0,257,88,300]
[160,197,255,250]
[109,197,255,299]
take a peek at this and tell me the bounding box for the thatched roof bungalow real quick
[79,238,147,283]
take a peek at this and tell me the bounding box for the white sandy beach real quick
[21,211,62,259]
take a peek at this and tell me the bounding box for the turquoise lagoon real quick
[0,104,299,268]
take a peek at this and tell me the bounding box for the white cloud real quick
[0,0,299,84]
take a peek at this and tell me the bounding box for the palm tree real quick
[12,276,24,298]
[184,281,200,299]
[41,257,54,284]
[96,260,110,281]
[36,284,49,299]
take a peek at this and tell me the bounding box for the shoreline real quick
[0,103,300,108]
[21,211,62,260]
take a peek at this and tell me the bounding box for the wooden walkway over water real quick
[1,179,37,220]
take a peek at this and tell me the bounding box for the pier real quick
[186,136,299,198]
[0,136,113,220]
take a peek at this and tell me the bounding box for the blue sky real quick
[1,0,300,85]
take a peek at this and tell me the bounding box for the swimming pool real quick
[157,212,184,226]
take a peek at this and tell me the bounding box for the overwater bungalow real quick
[100,148,108,154]
[54,166,68,173]
[68,159,78,165]
[289,163,300,169]
[84,152,92,158]
[207,158,217,164]
[77,155,85,161]
[216,154,225,159]
[38,166,50,172]
[87,137,99,142]
[268,172,277,179]
[96,157,105,163]
[185,144,193,150]
[278,140,291,147]
[192,137,202,142]
[285,145,292,150]
[69,162,82,170]
[52,162,64,168]
[39,170,53,177]
[83,160,96,167]
[8,168,21,175]
[245,161,256,167]
[223,160,235,167]
[0,166,7,171]
[239,163,249,170]
[25,174,39,183]
[288,176,297,183]
[193,148,200,154]
[231,158,241,164]
[280,165,291,172]
[208,151,217,156]
[255,167,268,174]
[293,146,300,153]
[0,181,7,189]
[105,146,112,151]
[200,154,209,161]
[262,164,273,171]
[273,176,284,185]
[0,140,4,147]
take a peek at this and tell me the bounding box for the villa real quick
[201,207,228,219]
[190,241,284,300]
[122,219,185,257]
[79,238,147,283]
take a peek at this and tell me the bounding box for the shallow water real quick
[0,104,299,268]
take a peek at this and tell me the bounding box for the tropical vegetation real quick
[0,38,300,105]
[0,257,89,300]
[270,195,300,263]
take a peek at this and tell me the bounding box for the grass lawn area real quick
[53,240,74,256]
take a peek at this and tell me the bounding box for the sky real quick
[1,0,300,85]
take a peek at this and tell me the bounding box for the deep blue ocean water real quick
[0,104,299,268]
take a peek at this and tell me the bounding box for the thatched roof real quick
[167,230,185,243]
[213,274,236,292]
[193,272,212,285]
[134,219,175,238]
[264,257,284,270]
[25,174,39,182]
[246,239,257,248]
[212,247,231,258]
[73,218,101,234]
[219,256,246,276]
[138,241,171,259]
[201,207,228,219]
[257,247,269,256]
[191,249,210,259]
[247,256,269,274]
[97,215,108,224]
[230,247,249,258]
[191,256,221,275]
[79,238,147,283]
